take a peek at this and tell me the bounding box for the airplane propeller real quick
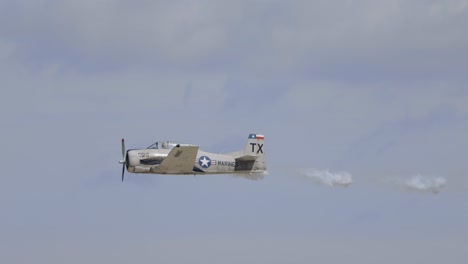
[119,138,126,182]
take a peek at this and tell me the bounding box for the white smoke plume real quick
[232,171,268,181]
[399,174,447,194]
[299,169,353,187]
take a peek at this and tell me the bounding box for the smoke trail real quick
[400,174,447,194]
[299,169,353,187]
[232,171,268,181]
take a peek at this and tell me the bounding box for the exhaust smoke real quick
[299,169,353,187]
[399,174,447,194]
[232,171,268,181]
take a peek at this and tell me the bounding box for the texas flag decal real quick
[248,134,264,140]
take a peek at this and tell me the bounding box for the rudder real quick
[244,133,265,156]
[242,133,266,172]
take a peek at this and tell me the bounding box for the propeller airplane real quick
[119,134,267,181]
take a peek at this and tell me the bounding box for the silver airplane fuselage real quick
[119,134,267,178]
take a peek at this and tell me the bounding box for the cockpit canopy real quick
[146,141,180,150]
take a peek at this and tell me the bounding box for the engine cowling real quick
[126,150,168,173]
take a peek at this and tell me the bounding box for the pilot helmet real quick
[162,142,167,148]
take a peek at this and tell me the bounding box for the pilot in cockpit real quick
[162,142,167,149]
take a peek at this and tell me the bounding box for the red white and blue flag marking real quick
[249,134,265,140]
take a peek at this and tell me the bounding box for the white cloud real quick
[0,63,227,117]
[285,80,468,122]
[1,1,467,76]
[0,0,243,65]
[279,79,468,173]
[1,3,468,264]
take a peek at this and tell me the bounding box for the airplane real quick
[118,133,267,181]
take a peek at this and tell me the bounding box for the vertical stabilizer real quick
[241,133,266,171]
[244,134,265,155]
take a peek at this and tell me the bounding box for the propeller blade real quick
[121,138,126,182]
[121,138,126,160]
[122,164,125,182]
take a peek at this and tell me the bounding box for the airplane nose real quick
[125,150,129,169]
[126,150,139,170]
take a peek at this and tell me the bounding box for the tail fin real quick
[243,133,265,156]
[239,133,266,172]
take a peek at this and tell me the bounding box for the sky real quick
[1,0,468,263]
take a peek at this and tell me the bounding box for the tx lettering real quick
[250,143,264,154]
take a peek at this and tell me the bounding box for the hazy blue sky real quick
[1,1,468,263]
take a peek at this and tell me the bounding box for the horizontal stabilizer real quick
[235,155,259,161]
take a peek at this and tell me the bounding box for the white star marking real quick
[200,157,210,167]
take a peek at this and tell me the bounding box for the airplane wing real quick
[157,144,199,174]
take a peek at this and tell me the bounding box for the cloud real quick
[279,79,468,173]
[1,1,467,77]
[1,2,468,264]
[3,1,466,176]
[0,0,243,67]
